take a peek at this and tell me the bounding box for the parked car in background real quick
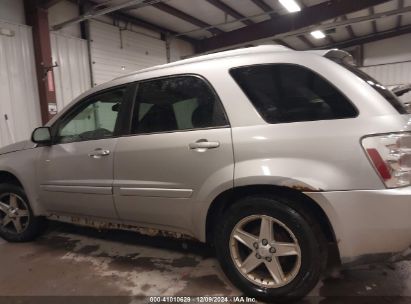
[0,45,410,301]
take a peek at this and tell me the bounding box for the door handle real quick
[189,139,220,151]
[88,148,110,159]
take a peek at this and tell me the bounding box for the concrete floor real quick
[0,222,410,303]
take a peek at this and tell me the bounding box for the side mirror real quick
[112,102,120,112]
[31,127,52,145]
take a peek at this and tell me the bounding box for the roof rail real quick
[114,45,292,80]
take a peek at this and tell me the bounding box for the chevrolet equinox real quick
[0,45,410,301]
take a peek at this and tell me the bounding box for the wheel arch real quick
[0,170,23,188]
[205,185,340,262]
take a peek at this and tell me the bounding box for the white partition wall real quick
[361,33,411,103]
[0,20,41,148]
[89,20,168,86]
[51,32,91,110]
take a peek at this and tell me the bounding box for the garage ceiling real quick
[69,0,411,52]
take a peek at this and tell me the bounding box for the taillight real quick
[362,132,411,188]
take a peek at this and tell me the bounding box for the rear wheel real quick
[214,195,327,301]
[0,184,46,242]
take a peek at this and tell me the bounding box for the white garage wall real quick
[51,32,91,110]
[90,20,168,86]
[47,1,195,87]
[170,38,195,61]
[0,20,41,148]
[0,0,25,25]
[48,0,81,38]
[361,33,411,103]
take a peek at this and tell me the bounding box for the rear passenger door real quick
[113,75,234,234]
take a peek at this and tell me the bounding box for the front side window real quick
[131,76,228,134]
[230,64,358,124]
[55,88,125,143]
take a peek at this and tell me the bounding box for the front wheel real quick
[214,195,327,302]
[0,184,46,242]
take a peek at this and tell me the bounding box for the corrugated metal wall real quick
[361,33,411,103]
[361,62,411,103]
[51,32,91,110]
[0,20,41,148]
[362,62,411,87]
[90,20,167,86]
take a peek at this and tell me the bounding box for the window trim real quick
[125,73,231,137]
[229,63,359,124]
[50,83,135,145]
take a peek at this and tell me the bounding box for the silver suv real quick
[0,45,410,301]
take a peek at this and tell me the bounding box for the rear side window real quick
[230,64,358,124]
[131,76,228,134]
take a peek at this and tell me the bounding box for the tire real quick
[0,183,46,242]
[214,194,327,302]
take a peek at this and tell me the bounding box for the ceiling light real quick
[310,30,326,39]
[279,0,301,13]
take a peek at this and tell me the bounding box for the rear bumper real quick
[306,186,411,265]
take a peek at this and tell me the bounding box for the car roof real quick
[113,45,292,81]
[112,45,351,82]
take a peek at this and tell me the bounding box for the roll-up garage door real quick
[50,32,91,111]
[89,20,167,86]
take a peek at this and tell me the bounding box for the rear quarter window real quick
[230,64,358,124]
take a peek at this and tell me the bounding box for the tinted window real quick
[131,76,228,134]
[230,64,358,124]
[56,88,125,143]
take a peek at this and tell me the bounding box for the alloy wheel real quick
[0,193,30,234]
[229,214,301,288]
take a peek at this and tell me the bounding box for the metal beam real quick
[279,5,411,39]
[53,0,153,30]
[369,7,378,34]
[205,0,254,26]
[251,0,276,18]
[297,35,315,48]
[151,2,223,35]
[396,0,404,28]
[65,0,198,46]
[197,0,390,53]
[318,24,411,49]
[273,39,293,49]
[79,2,94,87]
[341,15,356,39]
[24,0,58,124]
[326,35,336,45]
[108,10,198,44]
[173,7,283,38]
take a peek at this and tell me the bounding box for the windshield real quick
[330,58,408,114]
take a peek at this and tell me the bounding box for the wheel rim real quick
[0,193,30,234]
[229,214,302,288]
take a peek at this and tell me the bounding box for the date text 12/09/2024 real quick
[149,296,257,303]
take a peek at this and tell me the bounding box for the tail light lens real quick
[362,132,411,188]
